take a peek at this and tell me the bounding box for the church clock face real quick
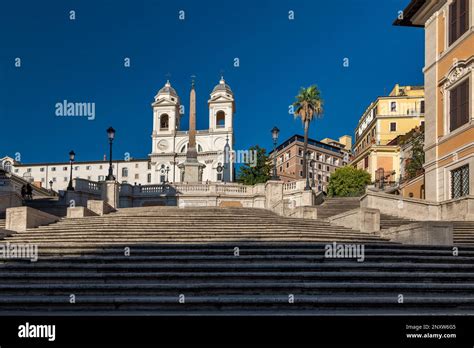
[157,140,169,151]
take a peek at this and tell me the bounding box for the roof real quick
[212,77,233,95]
[14,158,149,167]
[269,135,343,155]
[393,0,427,27]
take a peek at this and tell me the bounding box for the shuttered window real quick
[449,0,469,45]
[450,79,470,132]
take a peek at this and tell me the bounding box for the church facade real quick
[0,78,235,191]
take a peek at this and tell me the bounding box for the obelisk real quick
[179,78,205,182]
[187,80,198,160]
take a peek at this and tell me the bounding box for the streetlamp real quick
[49,180,53,192]
[166,166,170,183]
[67,150,75,191]
[271,126,280,180]
[106,127,116,181]
[304,150,311,191]
[310,159,316,187]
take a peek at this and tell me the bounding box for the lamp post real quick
[106,127,116,181]
[271,126,280,180]
[166,166,170,183]
[305,151,311,191]
[49,180,53,192]
[67,150,75,191]
[310,159,316,187]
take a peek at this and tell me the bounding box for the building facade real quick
[0,78,236,191]
[396,0,474,202]
[269,135,350,192]
[350,84,425,182]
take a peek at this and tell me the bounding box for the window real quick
[147,162,151,170]
[63,177,67,182]
[52,177,57,182]
[62,167,67,171]
[51,167,56,172]
[364,156,369,169]
[287,162,290,168]
[449,79,470,132]
[451,165,469,198]
[326,166,330,172]
[279,166,282,172]
[449,0,469,45]
[40,167,45,172]
[390,102,397,112]
[420,100,425,114]
[27,168,31,173]
[390,122,397,132]
[87,176,91,180]
[216,111,225,128]
[147,173,151,183]
[299,171,303,177]
[74,166,79,171]
[135,174,139,179]
[98,175,105,181]
[160,175,166,183]
[135,163,139,168]
[86,166,91,170]
[160,114,169,130]
[122,167,128,177]
[3,161,12,172]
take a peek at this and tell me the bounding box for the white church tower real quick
[208,76,235,133]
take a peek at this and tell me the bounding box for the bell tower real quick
[208,76,234,132]
[151,80,181,154]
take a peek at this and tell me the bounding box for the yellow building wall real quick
[401,175,425,199]
[378,118,424,145]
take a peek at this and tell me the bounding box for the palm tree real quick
[292,85,324,179]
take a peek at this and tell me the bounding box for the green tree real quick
[292,85,324,178]
[237,145,272,185]
[404,135,425,180]
[328,166,371,197]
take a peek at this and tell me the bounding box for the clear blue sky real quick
[0,0,423,164]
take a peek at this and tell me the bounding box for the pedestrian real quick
[20,184,26,200]
[26,183,33,200]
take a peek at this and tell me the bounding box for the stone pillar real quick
[101,180,120,209]
[265,180,284,215]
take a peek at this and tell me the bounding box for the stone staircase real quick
[453,222,474,245]
[24,197,68,217]
[316,197,361,219]
[0,206,474,314]
[380,214,413,230]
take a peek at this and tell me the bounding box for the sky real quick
[0,0,424,164]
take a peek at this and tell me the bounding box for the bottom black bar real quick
[0,316,473,346]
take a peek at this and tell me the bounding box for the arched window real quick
[3,161,12,172]
[160,114,169,130]
[216,111,225,128]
